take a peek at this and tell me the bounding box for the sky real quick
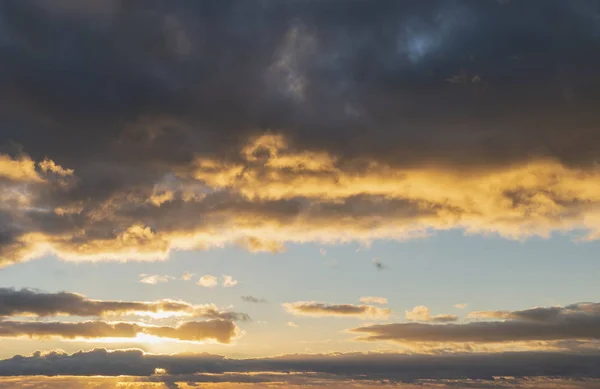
[2,0,600,388]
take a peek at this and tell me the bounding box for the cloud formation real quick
[223,275,238,288]
[2,348,600,383]
[197,275,218,288]
[352,302,600,345]
[139,274,172,285]
[241,296,267,304]
[0,319,238,343]
[2,1,600,265]
[405,306,458,323]
[359,297,388,305]
[283,301,390,319]
[0,287,250,321]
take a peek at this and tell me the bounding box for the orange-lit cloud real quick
[0,288,250,321]
[283,301,391,319]
[351,301,600,346]
[359,297,388,305]
[7,134,600,266]
[0,319,239,343]
[405,306,458,323]
[198,275,218,288]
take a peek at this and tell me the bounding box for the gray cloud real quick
[3,1,600,265]
[2,348,600,382]
[0,319,238,343]
[469,303,600,323]
[353,302,600,343]
[283,301,390,319]
[0,287,250,321]
[1,376,600,389]
[241,296,267,304]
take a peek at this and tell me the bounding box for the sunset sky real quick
[2,1,600,388]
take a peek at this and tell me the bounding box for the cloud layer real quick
[0,288,249,321]
[2,348,600,382]
[2,1,600,264]
[0,319,239,343]
[352,302,600,346]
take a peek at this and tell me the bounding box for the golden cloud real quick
[5,134,600,265]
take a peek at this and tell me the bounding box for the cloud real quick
[223,275,238,288]
[405,306,458,323]
[3,1,600,266]
[3,348,600,384]
[319,248,327,256]
[0,287,249,321]
[283,301,391,319]
[0,319,239,343]
[1,376,600,389]
[454,303,468,309]
[352,301,600,344]
[241,296,267,304]
[372,258,386,270]
[139,274,172,285]
[197,275,218,288]
[359,297,388,305]
[287,321,298,328]
[180,272,195,281]
[468,303,600,323]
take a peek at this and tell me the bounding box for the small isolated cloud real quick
[283,301,390,319]
[197,275,218,288]
[405,306,458,323]
[181,272,195,281]
[139,274,172,285]
[454,303,468,309]
[223,275,238,288]
[372,258,385,270]
[360,296,388,305]
[319,248,327,256]
[287,321,298,328]
[241,296,267,304]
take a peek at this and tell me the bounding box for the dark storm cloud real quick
[2,348,600,381]
[0,319,238,342]
[353,301,600,343]
[0,287,250,321]
[3,0,600,264]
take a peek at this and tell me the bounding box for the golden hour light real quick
[2,1,600,388]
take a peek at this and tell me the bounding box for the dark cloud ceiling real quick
[2,0,600,265]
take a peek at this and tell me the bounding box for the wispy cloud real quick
[372,258,386,270]
[241,296,267,304]
[359,297,388,305]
